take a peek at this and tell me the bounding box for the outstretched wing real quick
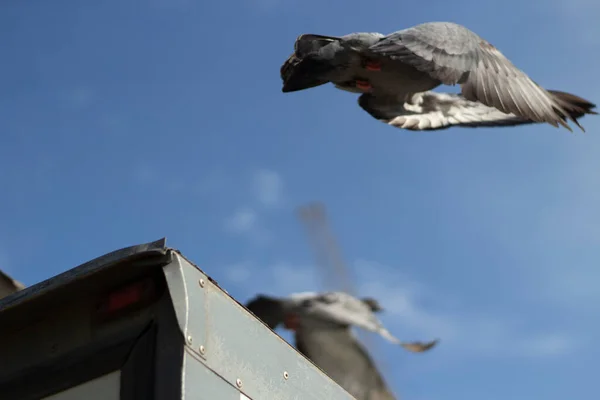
[303,292,439,352]
[368,22,581,130]
[358,91,537,131]
[400,339,440,353]
[298,292,380,328]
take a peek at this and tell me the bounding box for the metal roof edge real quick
[0,238,168,312]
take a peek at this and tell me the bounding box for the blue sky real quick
[1,0,599,398]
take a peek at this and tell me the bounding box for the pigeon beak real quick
[281,84,297,93]
[282,78,328,93]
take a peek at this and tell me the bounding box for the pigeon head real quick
[281,34,351,93]
[280,55,334,93]
[361,297,384,313]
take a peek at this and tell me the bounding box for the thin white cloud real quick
[353,260,579,359]
[269,262,319,293]
[223,207,258,234]
[223,207,272,245]
[222,260,318,297]
[252,169,283,207]
[521,333,576,357]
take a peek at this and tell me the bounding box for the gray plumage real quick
[281,32,386,93]
[295,322,396,400]
[358,90,595,130]
[245,291,439,400]
[281,22,596,132]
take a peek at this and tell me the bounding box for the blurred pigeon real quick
[277,291,438,351]
[246,291,438,400]
[281,22,596,131]
[0,270,25,299]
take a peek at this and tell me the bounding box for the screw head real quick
[283,371,289,380]
[236,378,243,388]
[199,345,205,354]
[199,278,205,287]
[187,335,193,344]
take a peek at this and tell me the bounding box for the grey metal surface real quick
[0,238,359,399]
[0,238,167,312]
[162,251,208,362]
[163,252,356,400]
[183,349,241,399]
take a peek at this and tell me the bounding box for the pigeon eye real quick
[300,299,313,308]
[321,293,338,303]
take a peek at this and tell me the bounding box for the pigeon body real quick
[281,21,596,131]
[282,32,438,96]
[295,323,396,400]
[245,291,438,400]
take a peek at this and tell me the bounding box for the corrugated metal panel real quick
[164,252,355,400]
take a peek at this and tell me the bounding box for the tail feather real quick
[548,90,597,132]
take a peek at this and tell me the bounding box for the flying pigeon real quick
[246,291,439,352]
[280,22,597,131]
[246,291,415,400]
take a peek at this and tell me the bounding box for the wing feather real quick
[368,22,590,130]
[358,92,539,131]
[463,44,569,129]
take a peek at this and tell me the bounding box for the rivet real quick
[236,378,243,388]
[283,371,289,380]
[199,278,205,287]
[199,345,205,354]
[187,335,193,344]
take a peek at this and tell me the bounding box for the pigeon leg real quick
[355,80,372,91]
[364,59,382,71]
